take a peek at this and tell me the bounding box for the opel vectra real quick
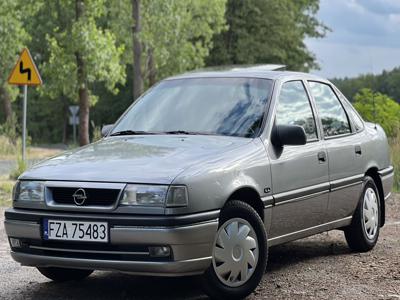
[5,66,394,299]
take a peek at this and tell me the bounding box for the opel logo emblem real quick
[72,188,87,206]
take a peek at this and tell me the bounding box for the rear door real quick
[307,81,364,222]
[267,80,329,239]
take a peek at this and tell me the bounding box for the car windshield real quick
[111,77,273,138]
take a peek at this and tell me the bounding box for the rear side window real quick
[275,81,317,141]
[338,93,364,132]
[308,81,351,137]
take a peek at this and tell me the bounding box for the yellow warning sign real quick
[8,48,42,86]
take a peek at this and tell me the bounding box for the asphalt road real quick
[0,195,399,300]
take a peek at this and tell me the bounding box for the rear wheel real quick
[37,267,93,282]
[202,200,267,299]
[344,176,380,252]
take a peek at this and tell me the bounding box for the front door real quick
[268,80,329,239]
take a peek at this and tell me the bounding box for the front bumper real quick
[4,208,219,276]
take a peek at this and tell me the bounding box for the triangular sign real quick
[8,48,42,86]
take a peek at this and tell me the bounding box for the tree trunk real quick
[0,84,12,122]
[132,0,143,100]
[75,0,90,146]
[148,48,157,86]
[62,96,68,144]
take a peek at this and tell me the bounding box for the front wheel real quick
[344,176,380,252]
[37,267,93,282]
[202,200,267,299]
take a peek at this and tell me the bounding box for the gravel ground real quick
[0,195,399,300]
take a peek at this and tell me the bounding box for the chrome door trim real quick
[273,182,330,205]
[272,174,365,206]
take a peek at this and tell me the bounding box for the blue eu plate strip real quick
[43,219,49,240]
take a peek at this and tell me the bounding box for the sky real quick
[305,0,400,78]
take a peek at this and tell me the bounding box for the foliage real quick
[9,154,26,180]
[0,178,14,207]
[35,0,126,104]
[206,0,328,71]
[0,113,19,143]
[0,135,15,157]
[107,0,227,85]
[91,121,102,142]
[353,89,400,138]
[0,1,31,90]
[390,133,400,192]
[332,67,400,104]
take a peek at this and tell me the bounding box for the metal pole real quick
[22,85,27,162]
[73,117,76,145]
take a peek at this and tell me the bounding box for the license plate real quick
[43,219,108,242]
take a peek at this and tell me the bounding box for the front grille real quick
[49,187,120,206]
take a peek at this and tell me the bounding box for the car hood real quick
[21,135,252,184]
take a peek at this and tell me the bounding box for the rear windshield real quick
[112,77,273,138]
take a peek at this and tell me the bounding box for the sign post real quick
[69,106,79,145]
[7,48,42,162]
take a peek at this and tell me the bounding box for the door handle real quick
[355,145,362,156]
[317,151,326,163]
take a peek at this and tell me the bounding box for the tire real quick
[344,176,380,252]
[202,200,268,299]
[37,267,93,282]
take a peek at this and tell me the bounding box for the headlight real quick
[120,185,168,206]
[14,181,45,202]
[120,184,188,207]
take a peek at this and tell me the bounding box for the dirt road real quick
[0,195,399,299]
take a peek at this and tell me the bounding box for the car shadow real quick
[20,233,353,300]
[267,232,352,273]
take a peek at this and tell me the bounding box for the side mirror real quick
[271,124,307,147]
[101,124,114,137]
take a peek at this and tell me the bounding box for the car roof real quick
[166,65,326,82]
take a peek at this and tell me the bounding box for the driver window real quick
[276,81,318,141]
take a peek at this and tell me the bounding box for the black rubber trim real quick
[4,208,220,227]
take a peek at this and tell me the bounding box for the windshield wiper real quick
[163,130,214,135]
[110,130,156,136]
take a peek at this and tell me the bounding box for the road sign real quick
[7,48,42,163]
[69,116,79,125]
[8,48,42,86]
[69,105,79,116]
[69,105,79,144]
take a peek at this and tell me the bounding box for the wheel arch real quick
[365,167,385,227]
[225,187,264,222]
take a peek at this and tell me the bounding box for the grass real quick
[0,176,14,206]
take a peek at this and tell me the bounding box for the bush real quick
[390,134,400,192]
[353,89,400,138]
[9,154,27,180]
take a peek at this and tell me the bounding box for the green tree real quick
[36,0,126,145]
[353,88,400,138]
[206,0,328,71]
[107,0,227,99]
[0,0,32,122]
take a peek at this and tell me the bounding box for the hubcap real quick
[212,218,259,287]
[362,187,379,240]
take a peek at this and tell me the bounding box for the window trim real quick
[332,85,365,134]
[307,80,353,140]
[273,79,320,143]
